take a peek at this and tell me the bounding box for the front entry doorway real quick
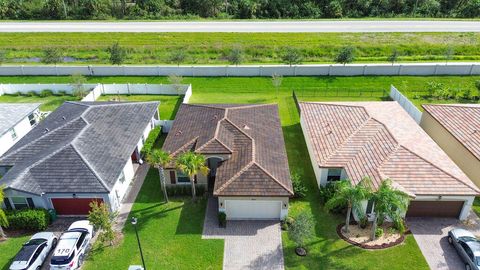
[207,157,222,191]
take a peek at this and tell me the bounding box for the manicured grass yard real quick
[0,94,79,111]
[97,94,182,120]
[0,234,31,270]
[83,169,223,270]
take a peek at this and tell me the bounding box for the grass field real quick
[1,32,480,65]
[97,94,182,120]
[0,94,79,111]
[0,75,478,111]
[0,234,31,270]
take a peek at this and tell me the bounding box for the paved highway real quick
[0,21,479,32]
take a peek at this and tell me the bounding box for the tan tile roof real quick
[300,101,479,196]
[423,104,480,161]
[163,104,293,197]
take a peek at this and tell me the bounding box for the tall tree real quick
[176,151,209,201]
[146,149,171,203]
[71,73,87,98]
[108,42,127,66]
[168,74,184,95]
[42,48,63,65]
[370,179,410,240]
[0,185,8,239]
[325,178,372,234]
[281,47,302,66]
[334,46,355,65]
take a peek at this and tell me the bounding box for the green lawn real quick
[83,169,223,270]
[0,234,31,270]
[97,94,183,120]
[0,94,79,111]
[2,32,480,65]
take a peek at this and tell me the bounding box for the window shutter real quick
[26,198,35,209]
[3,198,12,210]
[170,171,176,184]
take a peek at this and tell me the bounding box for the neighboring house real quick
[0,103,41,157]
[0,101,159,215]
[299,101,479,220]
[421,104,480,189]
[162,104,293,220]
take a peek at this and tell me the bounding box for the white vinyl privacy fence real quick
[1,63,480,77]
[389,85,422,124]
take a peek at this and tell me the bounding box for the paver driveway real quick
[202,198,284,270]
[407,212,480,270]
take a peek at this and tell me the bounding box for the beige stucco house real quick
[162,104,293,220]
[299,101,479,220]
[421,104,480,189]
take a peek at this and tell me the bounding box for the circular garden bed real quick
[336,223,406,249]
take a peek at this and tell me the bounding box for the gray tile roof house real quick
[162,104,292,220]
[0,103,41,157]
[0,101,159,215]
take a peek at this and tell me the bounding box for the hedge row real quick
[6,209,51,231]
[141,126,161,156]
[166,184,206,197]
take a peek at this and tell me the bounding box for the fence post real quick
[328,65,332,76]
[259,66,262,76]
[157,66,161,76]
[191,66,195,77]
[434,64,438,75]
[470,64,475,75]
[21,65,25,76]
[363,65,367,76]
[294,65,297,76]
[225,65,228,77]
[397,65,402,76]
[123,65,126,76]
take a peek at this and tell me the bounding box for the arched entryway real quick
[206,157,223,191]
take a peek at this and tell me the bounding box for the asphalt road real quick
[0,21,479,32]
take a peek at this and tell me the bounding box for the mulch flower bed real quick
[336,223,406,250]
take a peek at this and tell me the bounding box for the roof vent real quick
[243,125,250,130]
[213,114,219,120]
[44,128,50,133]
[175,130,183,136]
[62,116,66,121]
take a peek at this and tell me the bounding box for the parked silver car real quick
[448,228,480,270]
[9,232,57,270]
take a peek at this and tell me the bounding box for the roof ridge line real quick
[214,162,254,194]
[254,163,294,195]
[70,143,110,191]
[169,137,198,157]
[399,145,480,193]
[0,116,85,161]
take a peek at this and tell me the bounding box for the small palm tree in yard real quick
[0,185,8,239]
[176,151,209,202]
[146,149,171,203]
[370,179,410,240]
[325,177,372,234]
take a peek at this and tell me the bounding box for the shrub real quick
[22,91,37,97]
[166,184,205,197]
[140,126,161,156]
[319,182,338,204]
[88,201,115,246]
[39,89,54,97]
[359,216,368,229]
[6,209,51,231]
[218,212,226,227]
[291,171,307,198]
[56,90,67,96]
[393,218,406,234]
[288,212,314,249]
[10,92,21,96]
[375,227,384,238]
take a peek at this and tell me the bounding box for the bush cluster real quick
[166,184,206,197]
[140,126,161,156]
[425,81,479,101]
[218,212,226,228]
[6,209,51,231]
[291,171,307,199]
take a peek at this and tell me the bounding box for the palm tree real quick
[325,177,372,234]
[0,185,8,239]
[370,179,410,240]
[146,149,172,203]
[176,151,209,202]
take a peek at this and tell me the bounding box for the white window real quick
[9,128,17,141]
[327,168,342,182]
[176,170,190,183]
[11,197,29,209]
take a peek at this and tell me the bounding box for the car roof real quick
[31,232,54,240]
[68,220,91,230]
[453,228,476,238]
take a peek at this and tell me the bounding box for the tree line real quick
[0,0,479,20]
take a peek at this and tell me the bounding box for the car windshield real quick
[459,236,477,242]
[25,238,46,246]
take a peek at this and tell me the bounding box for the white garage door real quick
[225,200,282,220]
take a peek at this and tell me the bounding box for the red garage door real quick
[406,201,464,218]
[51,198,103,215]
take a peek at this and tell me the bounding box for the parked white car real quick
[9,232,57,270]
[50,220,94,270]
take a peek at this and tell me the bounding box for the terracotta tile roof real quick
[299,101,479,196]
[423,104,480,161]
[163,104,293,197]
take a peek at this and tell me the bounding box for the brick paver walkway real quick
[407,211,480,270]
[202,197,284,270]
